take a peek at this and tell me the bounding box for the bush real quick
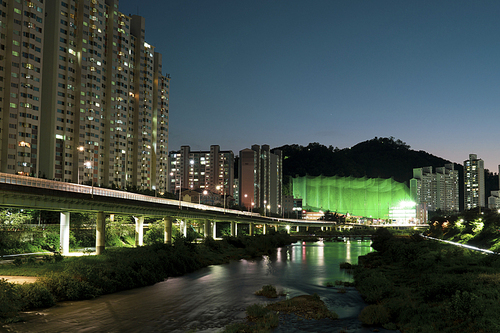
[0,279,22,320]
[40,272,99,301]
[339,262,352,269]
[246,303,270,318]
[359,304,390,325]
[17,283,55,310]
[255,285,278,298]
[356,272,393,303]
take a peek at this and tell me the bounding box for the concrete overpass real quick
[0,173,337,255]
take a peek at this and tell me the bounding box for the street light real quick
[244,194,249,212]
[199,190,208,204]
[170,164,181,210]
[84,161,93,198]
[77,146,84,184]
[217,184,226,213]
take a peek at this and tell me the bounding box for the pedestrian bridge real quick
[0,173,338,255]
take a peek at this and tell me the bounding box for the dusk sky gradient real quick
[119,0,500,171]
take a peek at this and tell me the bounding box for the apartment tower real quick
[239,145,282,215]
[464,154,485,210]
[0,0,45,176]
[168,145,234,198]
[0,0,169,191]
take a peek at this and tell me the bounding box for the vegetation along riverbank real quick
[354,228,500,333]
[0,232,293,324]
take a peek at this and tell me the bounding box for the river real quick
[4,240,397,333]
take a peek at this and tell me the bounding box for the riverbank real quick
[3,239,387,333]
[354,228,500,333]
[0,232,293,323]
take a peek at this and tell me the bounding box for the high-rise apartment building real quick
[464,154,485,210]
[168,145,234,199]
[0,0,46,176]
[410,164,459,217]
[239,145,282,215]
[1,0,169,191]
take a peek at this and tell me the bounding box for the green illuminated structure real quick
[292,175,412,219]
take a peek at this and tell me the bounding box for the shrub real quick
[0,279,22,320]
[371,228,394,253]
[40,272,99,301]
[17,283,55,310]
[356,272,393,303]
[255,285,278,298]
[246,303,270,318]
[339,262,352,269]
[12,258,23,266]
[359,304,390,325]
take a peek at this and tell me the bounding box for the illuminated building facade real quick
[239,145,282,215]
[1,0,169,191]
[410,164,459,212]
[168,145,234,199]
[464,154,485,210]
[0,0,46,176]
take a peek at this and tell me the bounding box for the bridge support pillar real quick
[182,220,187,237]
[96,211,105,255]
[275,225,278,232]
[296,226,299,232]
[60,212,70,255]
[204,220,212,238]
[213,221,217,238]
[134,216,144,247]
[263,224,267,235]
[249,223,254,236]
[306,226,309,231]
[164,216,173,244]
[231,221,236,236]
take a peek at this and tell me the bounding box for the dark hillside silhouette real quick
[276,137,456,184]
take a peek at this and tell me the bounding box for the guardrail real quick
[0,172,260,218]
[422,234,496,254]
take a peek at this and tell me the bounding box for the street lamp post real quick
[264,200,267,217]
[84,161,93,198]
[199,190,208,204]
[77,146,84,184]
[217,184,226,213]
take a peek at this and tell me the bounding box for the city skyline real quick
[118,0,500,172]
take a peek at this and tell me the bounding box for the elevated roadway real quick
[0,173,336,254]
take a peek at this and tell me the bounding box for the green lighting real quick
[292,175,411,219]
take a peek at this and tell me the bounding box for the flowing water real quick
[4,240,397,333]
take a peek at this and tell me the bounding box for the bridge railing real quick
[0,172,260,218]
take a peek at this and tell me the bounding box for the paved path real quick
[0,275,38,284]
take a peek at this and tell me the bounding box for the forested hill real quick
[275,137,457,185]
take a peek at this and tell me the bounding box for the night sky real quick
[118,0,500,172]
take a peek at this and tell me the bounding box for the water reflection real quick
[5,240,374,333]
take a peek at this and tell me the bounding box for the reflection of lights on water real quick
[345,240,351,261]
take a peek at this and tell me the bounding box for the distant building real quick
[410,164,459,222]
[488,191,500,210]
[168,145,234,199]
[239,145,282,215]
[488,165,500,210]
[464,154,485,210]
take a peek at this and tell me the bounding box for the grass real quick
[355,228,500,332]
